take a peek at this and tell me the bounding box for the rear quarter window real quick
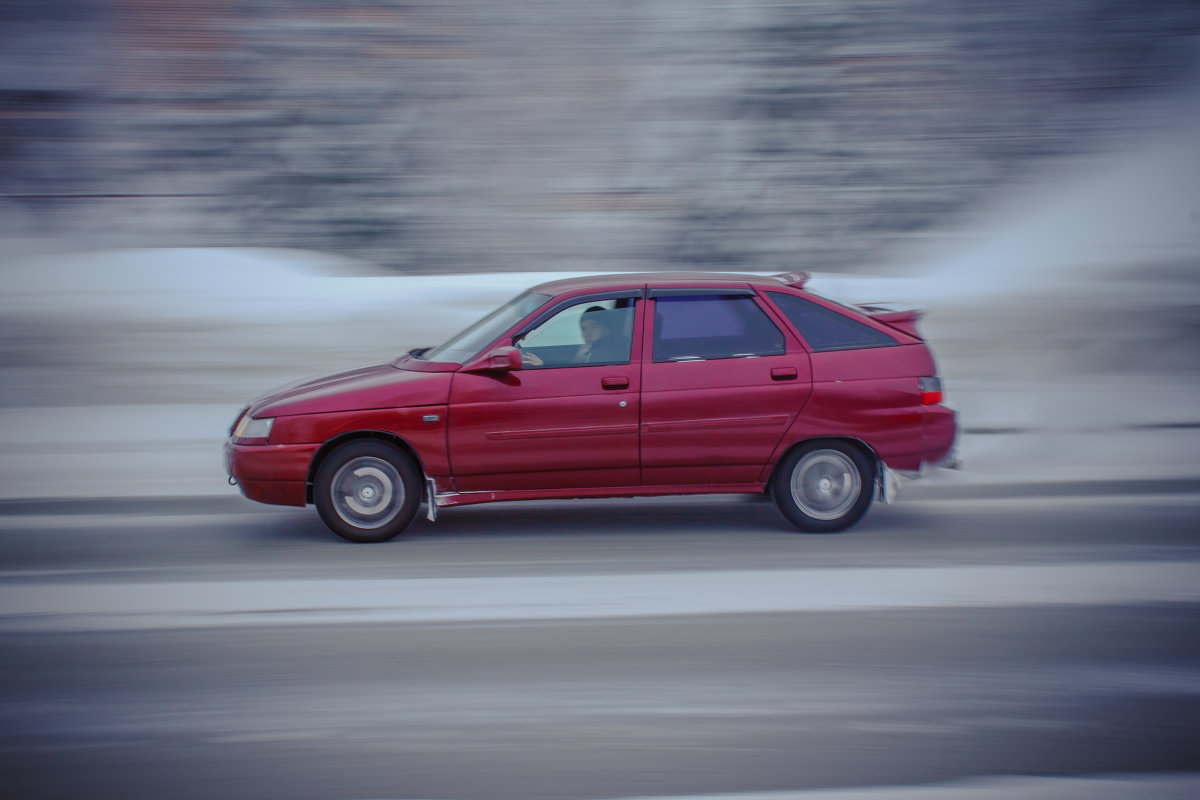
[766,291,898,352]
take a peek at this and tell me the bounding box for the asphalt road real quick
[2,490,1199,800]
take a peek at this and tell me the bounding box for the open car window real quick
[515,297,638,368]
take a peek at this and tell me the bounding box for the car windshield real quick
[420,291,551,364]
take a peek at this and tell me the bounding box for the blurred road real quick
[2,489,1199,799]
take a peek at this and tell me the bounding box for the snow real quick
[1,242,1198,500]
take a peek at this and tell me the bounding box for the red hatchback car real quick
[226,272,956,542]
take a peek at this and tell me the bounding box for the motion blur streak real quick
[2,2,1200,799]
[3,1,1200,272]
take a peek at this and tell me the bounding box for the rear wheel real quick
[314,440,422,543]
[772,441,875,533]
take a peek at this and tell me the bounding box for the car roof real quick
[529,271,808,295]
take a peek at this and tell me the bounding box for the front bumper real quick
[224,439,320,507]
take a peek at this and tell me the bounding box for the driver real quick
[521,306,627,366]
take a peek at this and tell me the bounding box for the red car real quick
[225,272,956,542]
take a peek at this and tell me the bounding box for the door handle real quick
[770,367,797,381]
[601,376,629,390]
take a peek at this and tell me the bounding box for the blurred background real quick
[3,0,1199,270]
[2,2,1200,799]
[2,0,1199,492]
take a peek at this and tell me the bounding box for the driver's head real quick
[579,307,611,345]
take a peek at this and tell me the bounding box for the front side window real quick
[766,292,897,352]
[514,297,638,368]
[652,295,785,362]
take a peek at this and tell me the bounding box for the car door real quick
[639,289,813,486]
[447,291,644,492]
[762,290,925,471]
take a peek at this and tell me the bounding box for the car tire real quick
[314,440,422,543]
[772,440,875,533]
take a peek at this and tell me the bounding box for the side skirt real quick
[433,482,767,509]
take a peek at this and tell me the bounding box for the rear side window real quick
[767,292,897,352]
[652,295,785,362]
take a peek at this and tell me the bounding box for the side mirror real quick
[463,345,523,373]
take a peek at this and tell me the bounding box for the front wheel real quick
[314,440,422,543]
[772,441,876,533]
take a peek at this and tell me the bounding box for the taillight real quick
[919,376,943,405]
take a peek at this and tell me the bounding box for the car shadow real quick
[406,495,796,540]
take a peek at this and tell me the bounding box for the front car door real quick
[447,290,644,492]
[639,288,813,486]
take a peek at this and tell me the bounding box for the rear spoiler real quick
[770,271,811,289]
[769,274,925,338]
[855,303,927,339]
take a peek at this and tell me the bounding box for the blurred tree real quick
[1,0,1198,272]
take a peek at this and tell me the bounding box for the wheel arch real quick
[305,430,426,505]
[766,435,880,492]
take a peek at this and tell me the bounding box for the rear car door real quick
[639,289,812,486]
[762,291,928,472]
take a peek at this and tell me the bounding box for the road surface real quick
[1,488,1199,800]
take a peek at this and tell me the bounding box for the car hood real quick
[249,362,452,418]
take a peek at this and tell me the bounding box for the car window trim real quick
[512,288,644,340]
[648,287,756,298]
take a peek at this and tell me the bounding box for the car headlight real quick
[232,415,274,441]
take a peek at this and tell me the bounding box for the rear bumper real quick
[878,405,959,503]
[224,439,319,508]
[931,446,962,471]
[924,405,958,467]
